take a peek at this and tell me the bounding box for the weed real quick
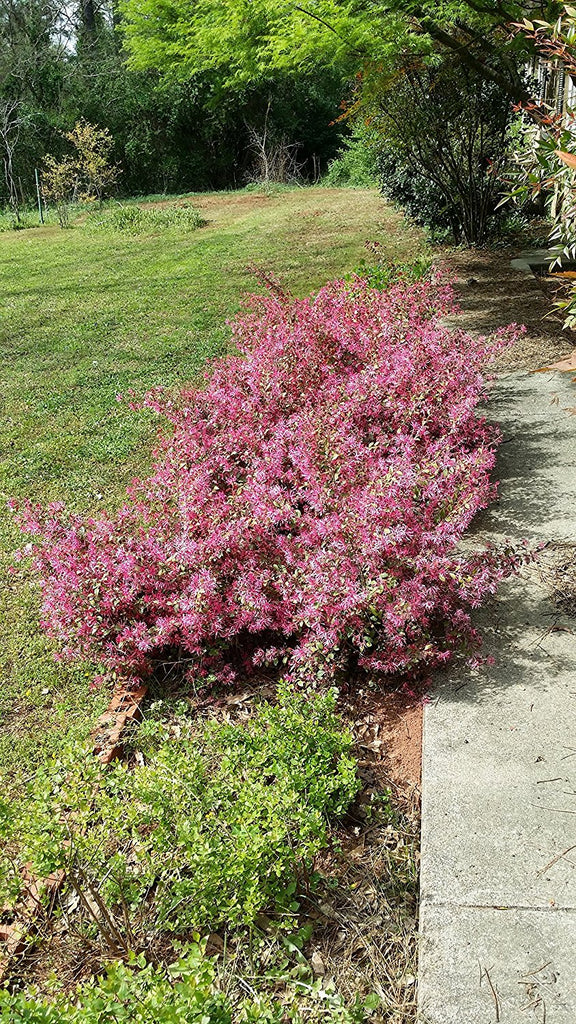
[85,201,204,234]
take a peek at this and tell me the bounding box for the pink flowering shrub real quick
[13,274,520,687]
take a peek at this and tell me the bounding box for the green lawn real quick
[0,186,424,780]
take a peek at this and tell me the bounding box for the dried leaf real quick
[311,950,326,976]
[206,932,225,953]
[555,150,576,170]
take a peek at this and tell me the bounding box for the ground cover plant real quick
[0,945,235,1024]
[0,686,359,947]
[0,686,393,1023]
[0,681,416,1022]
[14,270,519,690]
[0,942,378,1023]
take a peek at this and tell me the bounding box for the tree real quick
[0,0,349,202]
[0,0,70,203]
[370,60,515,243]
[0,99,30,221]
[118,0,546,104]
[41,153,79,225]
[64,118,120,200]
[42,119,120,225]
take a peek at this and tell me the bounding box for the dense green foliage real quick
[0,0,555,209]
[0,686,381,1022]
[369,61,516,243]
[324,126,379,188]
[119,0,535,94]
[0,685,360,940]
[0,0,350,204]
[116,0,547,240]
[0,946,233,1024]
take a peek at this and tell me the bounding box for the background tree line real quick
[1,0,570,243]
[0,0,351,204]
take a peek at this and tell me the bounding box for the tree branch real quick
[293,5,367,57]
[419,17,532,104]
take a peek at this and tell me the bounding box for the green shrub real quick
[0,942,377,1023]
[366,60,516,244]
[0,685,360,947]
[350,242,434,290]
[323,130,379,188]
[376,145,455,242]
[85,201,204,234]
[0,945,230,1024]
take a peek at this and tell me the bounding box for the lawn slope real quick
[0,186,424,778]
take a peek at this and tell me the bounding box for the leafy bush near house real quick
[13,274,519,689]
[365,61,516,244]
[376,145,456,243]
[0,685,359,945]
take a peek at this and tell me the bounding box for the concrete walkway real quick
[418,369,576,1023]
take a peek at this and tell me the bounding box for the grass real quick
[0,185,425,782]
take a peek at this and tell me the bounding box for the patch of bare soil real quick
[340,686,422,795]
[149,192,273,213]
[442,249,575,370]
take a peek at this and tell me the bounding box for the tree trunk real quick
[81,0,96,36]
